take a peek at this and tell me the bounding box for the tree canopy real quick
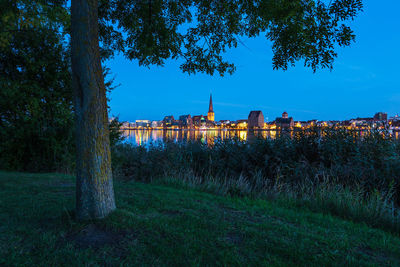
[97,0,362,74]
[1,0,363,75]
[0,0,120,172]
[0,0,72,171]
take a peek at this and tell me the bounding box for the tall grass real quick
[112,128,400,234]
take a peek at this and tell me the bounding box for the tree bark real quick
[71,0,116,220]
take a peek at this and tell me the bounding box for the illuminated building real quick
[171,120,180,129]
[219,120,231,128]
[179,115,193,128]
[122,122,132,129]
[374,112,388,122]
[193,115,206,128]
[136,120,151,128]
[349,117,374,128]
[151,121,162,128]
[163,115,175,128]
[276,111,294,129]
[391,120,400,129]
[248,111,264,128]
[236,119,248,129]
[390,114,400,121]
[207,94,215,122]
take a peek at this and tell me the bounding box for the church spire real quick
[208,93,213,113]
[207,93,215,122]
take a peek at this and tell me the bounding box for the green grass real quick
[1,171,400,266]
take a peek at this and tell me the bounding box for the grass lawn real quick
[1,171,400,266]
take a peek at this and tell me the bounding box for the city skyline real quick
[118,93,394,131]
[114,93,395,124]
[107,0,400,122]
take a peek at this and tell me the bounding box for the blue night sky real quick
[107,1,400,122]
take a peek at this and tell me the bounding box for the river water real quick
[122,128,400,146]
[122,129,279,146]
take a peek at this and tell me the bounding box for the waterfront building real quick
[248,111,264,128]
[163,115,175,128]
[236,119,248,129]
[136,120,151,128]
[207,94,215,122]
[347,116,379,129]
[265,121,276,129]
[308,120,318,127]
[206,120,216,128]
[276,111,294,129]
[179,115,193,128]
[151,121,162,128]
[219,120,231,128]
[328,121,341,127]
[391,120,400,129]
[294,121,302,128]
[317,121,329,127]
[193,115,206,128]
[171,120,180,129]
[374,112,388,122]
[390,115,400,121]
[122,121,132,129]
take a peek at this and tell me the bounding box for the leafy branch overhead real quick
[2,0,362,75]
[99,0,363,75]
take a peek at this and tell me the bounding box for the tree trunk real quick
[71,0,116,220]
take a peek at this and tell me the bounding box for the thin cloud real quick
[287,108,318,114]
[191,100,208,105]
[214,102,249,108]
[191,100,248,109]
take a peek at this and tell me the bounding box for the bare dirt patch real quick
[160,209,183,217]
[225,231,244,246]
[355,245,394,265]
[66,224,127,250]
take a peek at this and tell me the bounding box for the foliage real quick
[109,116,125,147]
[98,0,363,74]
[0,0,69,48]
[0,0,71,172]
[0,21,74,172]
[0,0,123,172]
[1,171,400,265]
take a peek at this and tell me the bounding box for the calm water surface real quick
[122,129,278,146]
[122,129,400,146]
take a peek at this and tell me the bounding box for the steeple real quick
[208,94,213,113]
[207,93,215,122]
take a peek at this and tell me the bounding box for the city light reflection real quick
[123,129,282,147]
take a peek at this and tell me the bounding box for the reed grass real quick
[112,128,400,234]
